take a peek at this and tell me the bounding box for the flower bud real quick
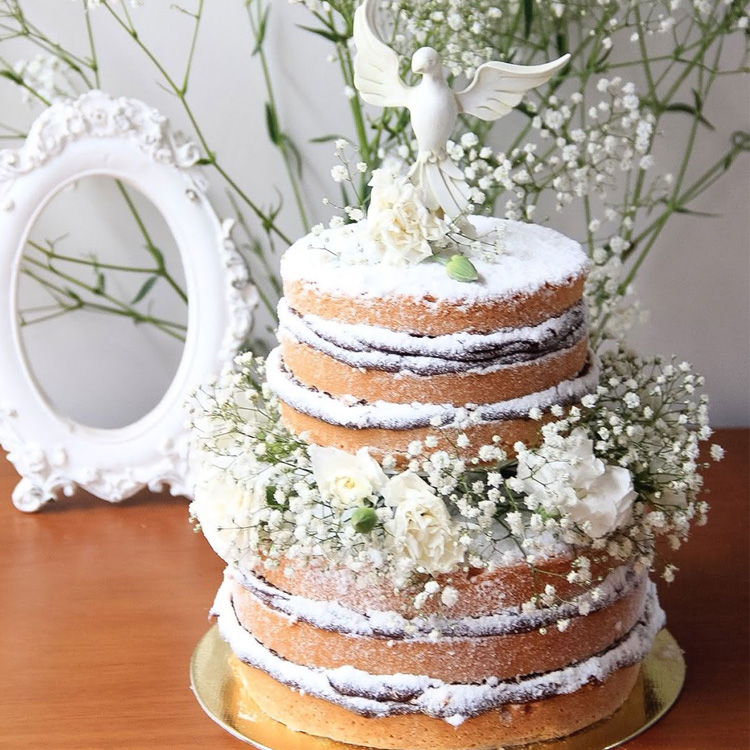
[351,506,378,533]
[445,254,478,282]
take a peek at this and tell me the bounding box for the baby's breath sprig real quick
[508,343,717,584]
[189,344,717,613]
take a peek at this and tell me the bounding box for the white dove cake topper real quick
[353,0,570,220]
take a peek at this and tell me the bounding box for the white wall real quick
[0,2,748,427]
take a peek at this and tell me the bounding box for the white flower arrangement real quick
[364,168,450,266]
[188,345,719,609]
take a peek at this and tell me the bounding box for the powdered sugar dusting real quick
[234,564,642,639]
[281,217,589,304]
[266,346,599,430]
[212,578,665,721]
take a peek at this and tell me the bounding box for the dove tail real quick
[409,155,472,220]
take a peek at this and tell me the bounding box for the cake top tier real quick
[281,216,589,305]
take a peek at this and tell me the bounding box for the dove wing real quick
[456,54,570,121]
[353,0,412,109]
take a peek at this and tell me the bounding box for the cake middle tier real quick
[266,346,599,460]
[277,298,589,406]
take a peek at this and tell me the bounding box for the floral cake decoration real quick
[188,347,717,612]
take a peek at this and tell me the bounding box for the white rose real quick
[191,471,266,561]
[383,472,465,575]
[365,169,449,266]
[309,446,387,507]
[565,464,637,538]
[517,428,636,539]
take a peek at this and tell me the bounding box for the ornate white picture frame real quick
[0,91,257,512]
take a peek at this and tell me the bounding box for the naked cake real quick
[185,1,702,746]
[189,211,665,748]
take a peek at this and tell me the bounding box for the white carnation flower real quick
[383,472,465,575]
[365,168,449,266]
[309,446,387,508]
[517,427,637,539]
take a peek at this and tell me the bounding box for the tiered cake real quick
[192,215,665,749]
[190,2,668,746]
[269,217,595,464]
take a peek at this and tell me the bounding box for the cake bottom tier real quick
[231,658,640,750]
[212,577,664,750]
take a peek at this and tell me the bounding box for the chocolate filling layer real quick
[265,346,599,431]
[278,299,589,376]
[235,565,642,640]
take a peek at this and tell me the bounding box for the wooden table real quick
[0,430,747,750]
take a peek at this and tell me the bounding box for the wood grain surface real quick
[0,430,747,750]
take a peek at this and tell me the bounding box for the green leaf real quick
[445,254,479,283]
[672,206,720,218]
[309,134,347,144]
[351,506,378,534]
[64,288,82,304]
[265,102,281,146]
[281,133,303,176]
[146,242,165,270]
[692,88,703,113]
[523,0,534,38]
[297,24,348,44]
[0,69,23,85]
[195,157,215,166]
[93,270,105,295]
[296,24,348,44]
[251,4,271,56]
[663,102,715,131]
[595,46,613,69]
[261,191,284,234]
[731,130,750,151]
[131,275,158,304]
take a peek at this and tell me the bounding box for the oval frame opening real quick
[17,173,188,431]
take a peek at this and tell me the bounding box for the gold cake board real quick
[190,624,685,750]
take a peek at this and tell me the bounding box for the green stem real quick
[83,1,100,88]
[0,121,25,137]
[102,1,292,246]
[26,241,156,275]
[22,267,186,341]
[248,0,309,229]
[634,5,657,106]
[23,255,184,329]
[20,305,81,328]
[115,180,188,304]
[181,0,203,95]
